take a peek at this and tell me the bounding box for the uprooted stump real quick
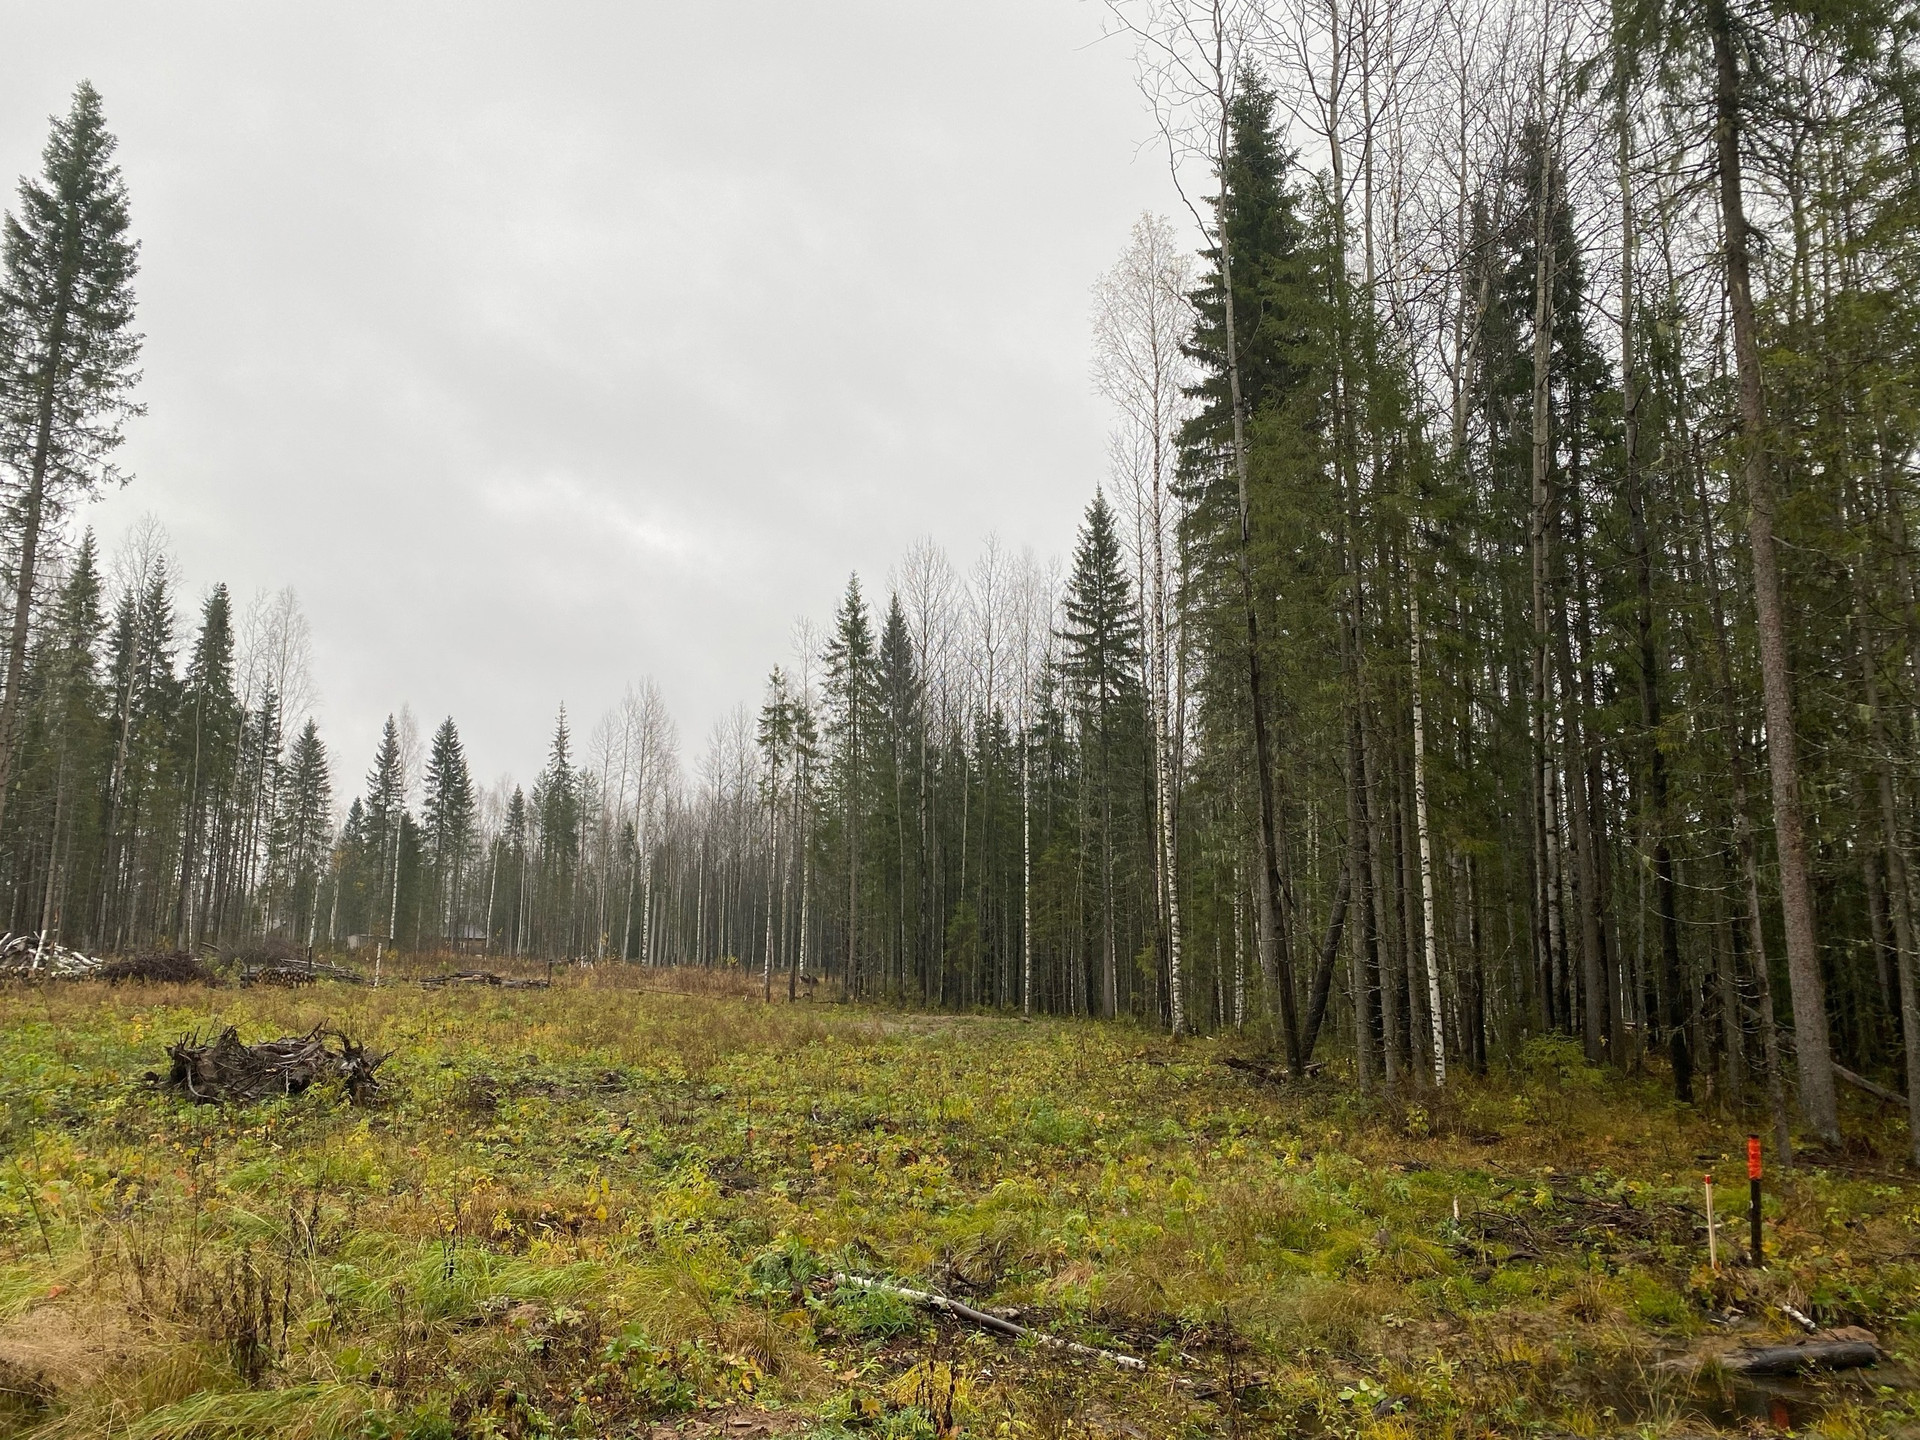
[155,1025,387,1104]
[97,951,215,985]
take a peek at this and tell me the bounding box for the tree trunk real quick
[1218,214,1302,1069]
[1708,0,1839,1142]
[1409,589,1445,1085]
[1857,603,1920,1161]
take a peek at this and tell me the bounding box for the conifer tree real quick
[1059,491,1144,1018]
[365,715,407,944]
[176,585,238,945]
[0,83,142,843]
[276,718,331,945]
[823,577,876,990]
[537,708,579,953]
[422,716,475,944]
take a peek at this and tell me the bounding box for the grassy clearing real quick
[0,967,1914,1438]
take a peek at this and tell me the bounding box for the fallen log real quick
[1663,1328,1881,1379]
[1719,1337,1880,1377]
[1833,1063,1908,1108]
[831,1274,1146,1371]
[1221,1055,1325,1083]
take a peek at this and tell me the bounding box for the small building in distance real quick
[438,924,489,956]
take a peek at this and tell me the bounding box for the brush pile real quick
[97,950,215,984]
[0,931,103,978]
[156,1024,387,1104]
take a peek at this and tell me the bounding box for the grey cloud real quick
[0,0,1174,787]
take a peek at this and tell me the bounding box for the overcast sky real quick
[0,2,1177,793]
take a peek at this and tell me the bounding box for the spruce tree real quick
[276,719,332,942]
[176,585,238,945]
[537,708,579,954]
[1059,491,1143,1018]
[0,83,143,843]
[422,716,475,944]
[875,595,919,994]
[822,577,876,989]
[365,715,407,942]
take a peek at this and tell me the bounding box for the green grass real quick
[0,968,1914,1438]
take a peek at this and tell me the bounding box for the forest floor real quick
[0,965,1915,1440]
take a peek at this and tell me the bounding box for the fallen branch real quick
[1779,1304,1819,1335]
[1833,1063,1907,1108]
[832,1274,1146,1371]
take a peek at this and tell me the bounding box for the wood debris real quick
[419,970,550,990]
[155,1024,387,1104]
[97,951,215,984]
[238,956,365,986]
[831,1273,1146,1371]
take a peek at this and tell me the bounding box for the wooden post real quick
[1704,1175,1719,1271]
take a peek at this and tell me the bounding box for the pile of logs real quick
[0,931,103,979]
[155,1025,387,1104]
[238,956,365,987]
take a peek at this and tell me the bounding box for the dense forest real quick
[4,0,1920,1162]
